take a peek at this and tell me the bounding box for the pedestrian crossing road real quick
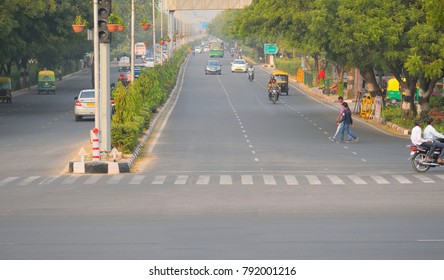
[1,173,444,187]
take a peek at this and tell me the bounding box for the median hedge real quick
[111,46,188,153]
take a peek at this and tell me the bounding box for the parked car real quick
[231,59,248,73]
[74,89,114,121]
[205,60,222,75]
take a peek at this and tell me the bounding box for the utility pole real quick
[152,0,156,65]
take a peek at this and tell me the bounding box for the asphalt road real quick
[0,54,443,259]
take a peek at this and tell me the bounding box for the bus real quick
[135,42,146,58]
[209,41,224,58]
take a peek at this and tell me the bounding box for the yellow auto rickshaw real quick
[38,70,56,94]
[272,70,289,95]
[0,77,12,103]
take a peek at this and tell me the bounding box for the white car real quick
[143,57,155,68]
[74,89,114,121]
[231,59,248,73]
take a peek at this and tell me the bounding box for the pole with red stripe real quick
[92,128,100,162]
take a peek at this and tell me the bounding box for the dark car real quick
[205,60,222,75]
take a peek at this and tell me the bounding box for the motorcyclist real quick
[268,78,280,100]
[423,118,444,163]
[247,64,255,80]
[118,73,128,87]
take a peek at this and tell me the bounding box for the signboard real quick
[374,95,382,119]
[264,44,278,55]
[201,22,208,29]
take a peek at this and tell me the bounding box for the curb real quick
[68,56,189,174]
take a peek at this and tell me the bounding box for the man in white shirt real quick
[423,118,444,163]
[411,120,434,161]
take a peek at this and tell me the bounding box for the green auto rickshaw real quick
[272,70,289,95]
[38,70,56,94]
[0,77,12,103]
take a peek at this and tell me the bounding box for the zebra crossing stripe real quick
[306,175,321,185]
[152,175,166,185]
[413,175,435,183]
[18,176,40,186]
[62,175,81,185]
[0,177,19,186]
[370,175,389,184]
[220,175,232,185]
[84,175,103,184]
[263,175,276,185]
[108,175,124,184]
[327,175,345,185]
[392,175,412,184]
[196,175,210,185]
[347,175,367,185]
[174,175,188,185]
[284,175,299,185]
[130,175,145,185]
[241,175,253,185]
[435,175,444,181]
[39,175,61,185]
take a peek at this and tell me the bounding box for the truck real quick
[118,56,130,72]
[135,42,146,58]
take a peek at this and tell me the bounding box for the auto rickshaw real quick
[0,77,12,103]
[386,77,419,104]
[272,70,289,95]
[38,70,56,94]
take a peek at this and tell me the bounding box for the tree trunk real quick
[360,67,382,97]
[346,68,355,99]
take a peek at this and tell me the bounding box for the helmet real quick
[270,75,274,79]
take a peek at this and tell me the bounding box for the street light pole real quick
[160,0,163,65]
[152,0,156,64]
[131,0,135,81]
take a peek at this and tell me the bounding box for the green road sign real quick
[264,44,278,55]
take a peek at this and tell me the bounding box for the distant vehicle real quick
[0,77,12,103]
[205,60,222,75]
[209,41,224,58]
[203,45,210,53]
[194,46,203,53]
[118,56,130,72]
[74,89,114,121]
[231,59,248,73]
[135,42,146,58]
[134,64,146,79]
[37,70,56,94]
[143,57,155,68]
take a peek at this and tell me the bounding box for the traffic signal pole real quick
[97,0,112,152]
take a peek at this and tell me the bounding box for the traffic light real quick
[98,0,112,43]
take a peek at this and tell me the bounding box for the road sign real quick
[264,44,278,55]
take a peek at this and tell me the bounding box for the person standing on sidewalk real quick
[339,102,359,143]
[329,96,345,142]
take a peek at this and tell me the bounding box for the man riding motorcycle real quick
[247,65,255,81]
[268,78,280,100]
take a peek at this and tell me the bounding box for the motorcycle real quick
[248,71,254,81]
[269,88,279,104]
[409,140,444,172]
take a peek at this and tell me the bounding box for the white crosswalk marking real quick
[18,176,40,186]
[413,175,435,183]
[306,175,321,185]
[284,175,299,185]
[84,175,103,184]
[347,175,367,185]
[196,175,210,185]
[152,175,166,185]
[241,175,253,185]
[107,175,124,184]
[392,175,412,184]
[327,175,345,185]
[220,175,232,185]
[129,175,145,185]
[39,175,61,185]
[174,175,189,185]
[62,175,81,185]
[370,175,389,184]
[0,177,19,186]
[263,175,276,185]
